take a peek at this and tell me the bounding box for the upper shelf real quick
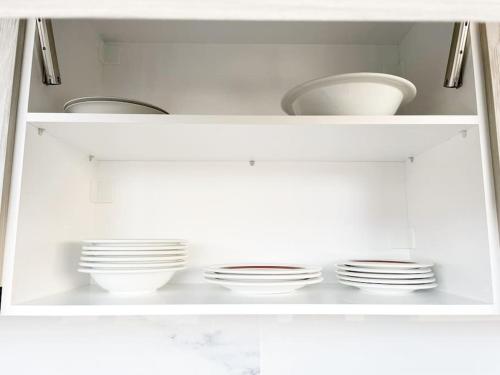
[27,113,479,162]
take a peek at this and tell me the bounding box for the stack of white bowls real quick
[336,259,437,295]
[78,239,187,294]
[204,264,323,295]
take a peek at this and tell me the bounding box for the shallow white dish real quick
[337,265,432,274]
[204,271,322,281]
[205,264,321,275]
[79,260,186,268]
[78,266,185,274]
[338,275,436,285]
[282,72,416,115]
[82,245,187,251]
[83,239,187,245]
[80,254,188,262]
[336,270,434,279]
[205,277,323,295]
[338,279,437,295]
[64,97,168,115]
[343,260,433,269]
[82,250,187,256]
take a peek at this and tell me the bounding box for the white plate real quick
[338,279,437,295]
[336,265,432,274]
[82,245,187,251]
[64,97,168,115]
[82,250,187,256]
[205,277,323,295]
[205,264,322,275]
[79,261,186,269]
[204,271,322,281]
[343,260,433,269]
[83,239,187,245]
[80,255,188,262]
[281,72,416,115]
[336,270,434,279]
[78,266,185,274]
[338,275,436,285]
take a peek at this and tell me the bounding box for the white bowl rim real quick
[281,72,417,115]
[64,97,169,114]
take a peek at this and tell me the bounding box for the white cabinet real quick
[1,19,499,315]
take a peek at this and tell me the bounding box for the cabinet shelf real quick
[8,284,493,316]
[27,113,478,162]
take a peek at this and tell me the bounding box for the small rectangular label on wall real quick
[90,179,113,203]
[98,41,121,65]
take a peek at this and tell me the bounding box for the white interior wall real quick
[92,161,410,284]
[11,125,94,303]
[406,126,492,302]
[99,43,400,115]
[399,23,477,115]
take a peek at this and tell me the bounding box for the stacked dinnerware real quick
[336,260,436,295]
[78,239,187,294]
[64,97,168,114]
[204,264,323,295]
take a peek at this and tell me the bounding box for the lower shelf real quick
[4,284,495,315]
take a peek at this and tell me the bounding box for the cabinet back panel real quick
[92,161,411,283]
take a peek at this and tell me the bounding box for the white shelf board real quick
[27,113,479,162]
[5,283,494,316]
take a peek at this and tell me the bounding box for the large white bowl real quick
[281,73,417,115]
[80,268,182,294]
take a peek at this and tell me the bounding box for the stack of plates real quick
[64,97,168,114]
[78,239,187,294]
[336,260,437,295]
[204,264,323,295]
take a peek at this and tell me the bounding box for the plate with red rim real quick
[337,265,433,274]
[204,271,322,281]
[336,269,434,279]
[342,260,433,269]
[205,264,322,275]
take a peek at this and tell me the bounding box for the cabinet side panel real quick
[11,125,94,303]
[399,23,477,115]
[406,127,492,302]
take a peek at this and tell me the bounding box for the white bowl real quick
[281,73,416,115]
[81,269,181,294]
[64,97,168,114]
